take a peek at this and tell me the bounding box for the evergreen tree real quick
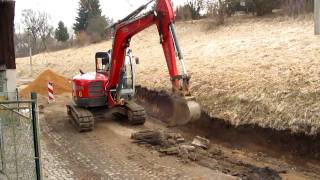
[54,21,69,42]
[73,0,103,33]
[87,16,107,42]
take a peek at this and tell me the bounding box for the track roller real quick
[67,104,94,132]
[124,101,146,125]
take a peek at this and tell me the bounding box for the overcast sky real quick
[15,0,188,32]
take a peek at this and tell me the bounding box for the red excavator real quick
[67,0,201,132]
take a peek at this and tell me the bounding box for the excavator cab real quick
[95,52,111,74]
[116,49,136,101]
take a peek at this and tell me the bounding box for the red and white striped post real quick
[48,81,55,103]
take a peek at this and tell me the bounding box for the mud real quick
[39,95,235,180]
[131,129,283,180]
[136,86,320,179]
[36,90,320,179]
[136,86,320,160]
[136,86,174,122]
[185,113,320,161]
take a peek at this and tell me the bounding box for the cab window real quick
[96,57,109,73]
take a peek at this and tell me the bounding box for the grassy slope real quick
[17,15,320,135]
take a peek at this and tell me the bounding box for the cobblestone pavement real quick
[38,95,320,180]
[39,98,235,180]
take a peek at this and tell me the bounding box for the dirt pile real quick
[20,69,71,97]
[131,129,282,179]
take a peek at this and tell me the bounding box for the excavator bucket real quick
[136,86,201,126]
[167,96,201,126]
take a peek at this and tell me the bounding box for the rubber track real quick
[125,101,146,125]
[67,104,94,132]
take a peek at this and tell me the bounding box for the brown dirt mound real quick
[20,69,71,97]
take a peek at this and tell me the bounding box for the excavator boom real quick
[106,0,201,125]
[67,0,200,131]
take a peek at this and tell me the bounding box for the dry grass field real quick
[17,15,320,135]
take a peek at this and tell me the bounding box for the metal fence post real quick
[31,92,41,180]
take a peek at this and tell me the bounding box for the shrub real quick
[206,0,228,25]
[282,0,314,16]
[75,31,90,46]
[252,0,280,16]
[87,16,107,43]
[176,0,203,21]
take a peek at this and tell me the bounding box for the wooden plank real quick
[0,1,16,69]
[315,0,320,35]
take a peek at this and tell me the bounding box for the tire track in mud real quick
[40,105,218,180]
[41,116,106,180]
[42,117,184,179]
[39,93,320,179]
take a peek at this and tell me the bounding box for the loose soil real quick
[39,94,320,180]
[39,95,235,180]
[136,86,320,162]
[19,69,71,98]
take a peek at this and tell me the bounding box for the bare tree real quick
[21,9,53,52]
[206,0,226,25]
[176,0,204,21]
[14,24,30,57]
[21,9,38,52]
[38,13,53,50]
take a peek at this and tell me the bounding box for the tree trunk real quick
[41,37,47,51]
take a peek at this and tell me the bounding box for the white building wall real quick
[0,0,17,100]
[6,69,16,100]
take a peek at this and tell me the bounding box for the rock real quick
[176,137,185,143]
[191,136,210,149]
[188,152,199,161]
[168,138,176,145]
[131,130,163,145]
[159,147,179,155]
[179,145,196,152]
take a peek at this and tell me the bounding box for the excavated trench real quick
[135,86,320,163]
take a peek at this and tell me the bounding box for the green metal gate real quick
[0,93,41,180]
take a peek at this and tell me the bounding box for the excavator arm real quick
[106,0,200,125]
